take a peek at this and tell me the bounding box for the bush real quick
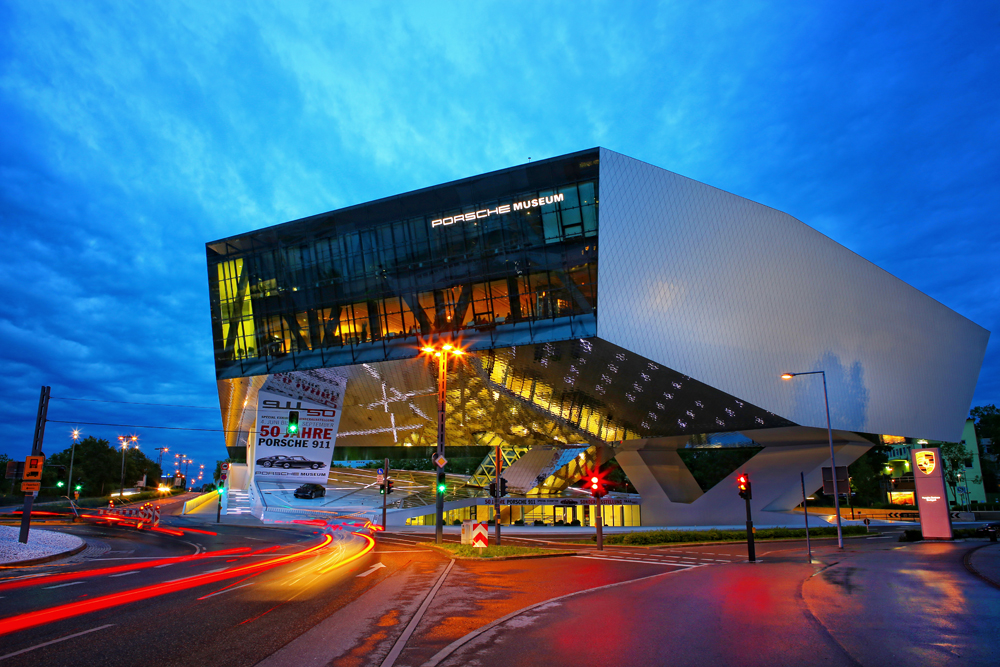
[514,519,525,526]
[601,526,869,545]
[533,520,546,526]
[452,519,462,525]
[570,519,581,526]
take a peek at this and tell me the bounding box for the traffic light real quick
[379,483,386,495]
[386,479,394,495]
[588,468,608,499]
[287,411,300,435]
[56,480,64,488]
[499,478,508,497]
[489,481,498,498]
[737,473,752,500]
[74,484,82,491]
[437,482,447,494]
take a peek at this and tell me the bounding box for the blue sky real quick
[1,1,997,469]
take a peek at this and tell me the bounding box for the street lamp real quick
[781,370,844,549]
[155,446,168,469]
[118,435,139,499]
[67,428,80,500]
[421,341,466,544]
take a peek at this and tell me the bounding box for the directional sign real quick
[21,481,41,492]
[377,468,384,475]
[471,522,488,548]
[23,456,44,481]
[377,474,384,484]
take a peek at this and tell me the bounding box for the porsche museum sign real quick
[912,447,952,540]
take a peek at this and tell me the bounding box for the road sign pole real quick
[745,495,756,562]
[434,353,447,544]
[494,443,502,547]
[20,386,50,544]
[382,457,389,529]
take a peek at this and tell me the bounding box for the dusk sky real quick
[1,1,997,471]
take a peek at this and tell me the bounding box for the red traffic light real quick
[586,469,608,498]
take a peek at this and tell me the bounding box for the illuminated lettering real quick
[431,193,565,228]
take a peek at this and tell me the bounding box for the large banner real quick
[253,371,347,483]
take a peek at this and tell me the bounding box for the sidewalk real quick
[0,525,85,567]
[966,542,1000,587]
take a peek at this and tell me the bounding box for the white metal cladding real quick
[596,148,989,442]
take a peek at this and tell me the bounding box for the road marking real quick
[109,571,139,578]
[573,556,694,567]
[381,560,455,667]
[356,562,387,577]
[0,624,115,662]
[43,581,84,589]
[198,582,255,600]
[373,550,426,553]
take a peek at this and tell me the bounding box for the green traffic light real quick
[56,481,64,488]
[75,484,82,491]
[437,483,446,493]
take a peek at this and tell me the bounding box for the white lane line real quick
[573,556,693,567]
[357,563,387,578]
[109,571,140,578]
[0,624,115,662]
[154,563,177,568]
[198,582,255,600]
[373,550,427,553]
[43,581,84,589]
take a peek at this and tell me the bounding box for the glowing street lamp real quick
[118,435,139,499]
[420,341,466,544]
[781,370,843,548]
[66,428,81,500]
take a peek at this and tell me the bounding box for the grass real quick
[428,543,575,559]
[596,526,870,546]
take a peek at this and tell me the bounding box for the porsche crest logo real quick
[915,451,936,475]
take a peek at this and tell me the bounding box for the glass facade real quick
[208,149,601,380]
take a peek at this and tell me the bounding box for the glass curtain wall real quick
[208,156,600,379]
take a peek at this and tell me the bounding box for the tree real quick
[971,405,1000,494]
[939,440,980,507]
[0,453,10,495]
[848,446,890,506]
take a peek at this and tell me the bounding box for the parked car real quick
[256,455,326,469]
[974,521,1000,535]
[294,483,326,499]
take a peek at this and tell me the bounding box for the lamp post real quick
[781,370,843,549]
[155,446,168,469]
[118,435,139,499]
[67,429,80,498]
[421,341,465,544]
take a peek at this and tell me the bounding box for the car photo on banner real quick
[256,455,327,470]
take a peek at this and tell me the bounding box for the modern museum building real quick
[206,147,989,526]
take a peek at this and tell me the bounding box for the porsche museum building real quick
[206,148,989,527]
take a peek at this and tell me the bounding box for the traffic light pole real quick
[744,495,756,562]
[20,386,50,544]
[594,499,603,551]
[434,352,447,545]
[494,443,502,547]
[382,457,389,530]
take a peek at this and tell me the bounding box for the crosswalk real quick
[574,550,737,568]
[226,490,253,515]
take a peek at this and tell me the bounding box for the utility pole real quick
[19,386,50,544]
[801,472,812,563]
[494,443,502,547]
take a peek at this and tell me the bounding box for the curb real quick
[962,543,1000,590]
[0,541,87,569]
[417,543,579,561]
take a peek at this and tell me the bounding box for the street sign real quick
[74,491,80,500]
[471,522,488,548]
[21,481,41,492]
[377,467,384,475]
[821,466,850,495]
[433,454,448,468]
[377,474,384,484]
[23,456,44,481]
[221,462,230,471]
[6,461,23,479]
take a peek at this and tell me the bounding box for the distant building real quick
[885,419,987,507]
